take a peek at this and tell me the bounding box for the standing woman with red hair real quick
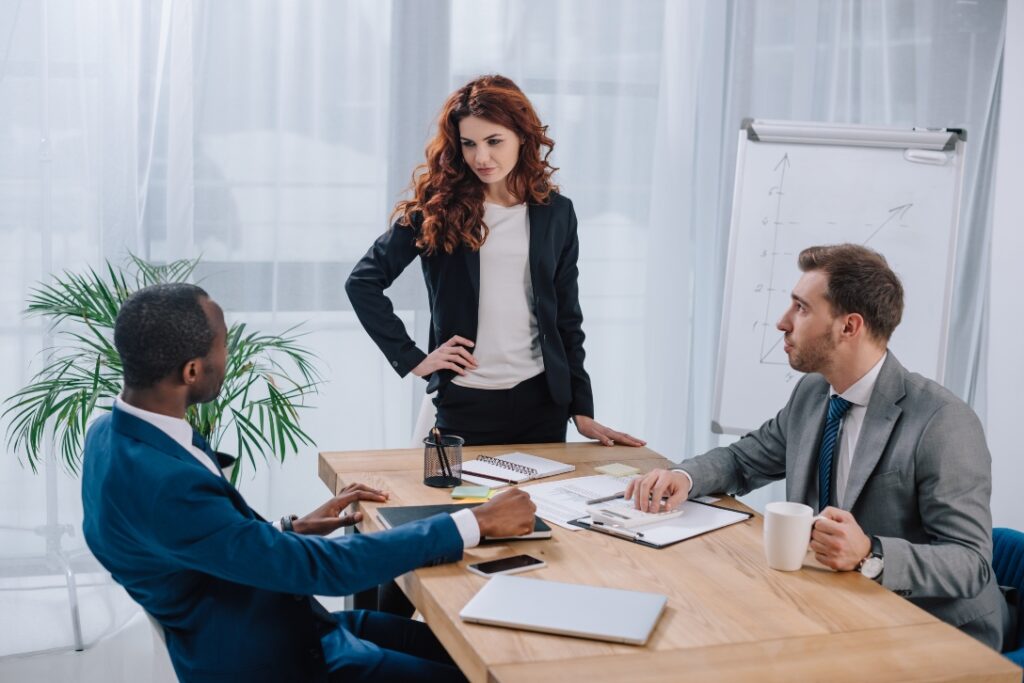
[347,75,643,448]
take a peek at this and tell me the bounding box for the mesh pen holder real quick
[423,433,463,488]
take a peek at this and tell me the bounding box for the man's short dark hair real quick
[114,283,215,389]
[798,244,904,342]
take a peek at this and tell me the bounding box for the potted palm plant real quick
[3,254,321,485]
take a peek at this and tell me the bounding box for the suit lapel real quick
[464,245,480,301]
[527,201,551,292]
[112,406,228,482]
[111,406,268,526]
[788,379,830,507]
[842,354,905,510]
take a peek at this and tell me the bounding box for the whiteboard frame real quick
[711,120,966,435]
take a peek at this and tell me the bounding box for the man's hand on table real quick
[625,468,692,512]
[471,488,537,538]
[292,483,389,535]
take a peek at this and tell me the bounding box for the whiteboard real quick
[712,120,965,435]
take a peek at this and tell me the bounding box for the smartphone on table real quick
[466,554,546,578]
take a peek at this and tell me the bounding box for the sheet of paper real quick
[520,475,633,530]
[576,500,750,547]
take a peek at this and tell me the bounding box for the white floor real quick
[0,571,348,683]
[0,610,176,683]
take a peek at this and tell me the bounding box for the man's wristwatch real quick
[280,514,298,532]
[858,536,884,581]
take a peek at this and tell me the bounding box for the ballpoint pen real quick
[431,426,453,480]
[591,520,644,540]
[585,492,625,505]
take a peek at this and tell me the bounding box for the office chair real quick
[993,527,1024,672]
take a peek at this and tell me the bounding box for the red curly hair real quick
[392,75,559,255]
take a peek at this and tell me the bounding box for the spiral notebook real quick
[460,452,575,487]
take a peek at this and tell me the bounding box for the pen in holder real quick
[423,429,463,488]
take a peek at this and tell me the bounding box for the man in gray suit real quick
[629,244,1006,650]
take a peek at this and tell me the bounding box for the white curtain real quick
[0,0,1008,660]
[646,0,1007,511]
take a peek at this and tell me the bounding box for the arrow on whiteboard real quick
[774,153,790,171]
[863,203,913,246]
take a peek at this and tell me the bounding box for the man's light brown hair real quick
[798,244,904,342]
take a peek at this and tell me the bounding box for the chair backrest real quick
[995,528,1024,590]
[993,527,1024,654]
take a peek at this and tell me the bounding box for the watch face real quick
[860,556,884,579]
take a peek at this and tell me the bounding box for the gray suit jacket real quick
[681,353,1004,649]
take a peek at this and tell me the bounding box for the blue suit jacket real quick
[81,406,464,683]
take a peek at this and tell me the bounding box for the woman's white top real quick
[452,201,545,390]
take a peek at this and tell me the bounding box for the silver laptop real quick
[459,575,667,645]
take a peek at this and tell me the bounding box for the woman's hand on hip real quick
[572,415,646,447]
[412,335,478,377]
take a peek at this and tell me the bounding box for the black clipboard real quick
[569,499,753,549]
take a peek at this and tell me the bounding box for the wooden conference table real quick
[318,443,1019,682]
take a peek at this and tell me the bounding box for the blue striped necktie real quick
[818,395,852,512]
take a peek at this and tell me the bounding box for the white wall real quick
[986,0,1023,531]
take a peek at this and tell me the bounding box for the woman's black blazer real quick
[345,192,594,418]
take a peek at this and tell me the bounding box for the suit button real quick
[391,360,398,367]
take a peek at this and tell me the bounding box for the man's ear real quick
[181,358,201,386]
[841,313,865,338]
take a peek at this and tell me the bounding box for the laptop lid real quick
[458,575,667,645]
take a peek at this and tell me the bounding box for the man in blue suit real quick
[82,283,536,682]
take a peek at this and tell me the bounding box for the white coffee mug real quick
[763,501,823,571]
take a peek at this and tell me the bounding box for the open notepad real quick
[460,452,575,487]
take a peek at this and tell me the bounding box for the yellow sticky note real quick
[595,463,640,477]
[452,485,492,499]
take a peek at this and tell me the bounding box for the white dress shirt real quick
[114,397,481,546]
[452,201,545,390]
[828,352,887,508]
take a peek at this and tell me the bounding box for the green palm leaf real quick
[3,254,322,478]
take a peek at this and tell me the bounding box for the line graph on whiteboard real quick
[751,153,914,370]
[715,123,962,435]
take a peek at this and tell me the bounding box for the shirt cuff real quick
[450,508,481,549]
[272,520,283,532]
[672,468,694,493]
